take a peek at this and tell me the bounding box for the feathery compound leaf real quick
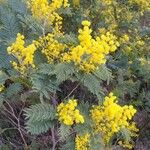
[90,134,104,150]
[75,72,103,99]
[54,63,75,82]
[94,65,112,82]
[58,124,71,142]
[5,83,23,98]
[0,71,9,84]
[7,0,27,15]
[75,102,92,135]
[0,7,21,43]
[0,46,11,69]
[24,103,56,135]
[38,63,55,75]
[58,33,78,45]
[26,120,54,135]
[60,138,75,150]
[31,73,60,100]
[119,128,131,142]
[24,103,56,122]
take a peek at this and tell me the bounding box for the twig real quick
[4,101,28,149]
[64,83,80,100]
[51,126,57,150]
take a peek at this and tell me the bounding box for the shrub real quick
[0,0,149,149]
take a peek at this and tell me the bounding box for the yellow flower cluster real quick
[0,85,4,92]
[27,0,69,32]
[129,0,150,12]
[75,133,90,150]
[62,20,119,72]
[90,92,138,146]
[7,33,36,74]
[57,99,84,125]
[34,33,66,63]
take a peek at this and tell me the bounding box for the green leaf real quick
[26,119,54,135]
[54,63,75,83]
[75,102,92,135]
[58,124,71,141]
[31,73,60,101]
[0,46,11,69]
[24,103,56,135]
[38,63,55,75]
[0,7,21,43]
[7,0,27,15]
[60,138,75,150]
[75,72,103,99]
[24,103,56,122]
[5,83,23,98]
[58,33,78,46]
[90,134,104,150]
[94,65,112,83]
[0,71,9,84]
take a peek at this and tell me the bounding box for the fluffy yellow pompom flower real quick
[7,33,36,74]
[34,33,66,63]
[27,0,69,33]
[90,92,138,148]
[75,133,90,150]
[57,99,84,125]
[62,20,119,73]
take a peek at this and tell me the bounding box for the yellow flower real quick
[75,133,90,150]
[62,21,119,73]
[81,20,91,26]
[27,0,69,33]
[34,33,66,63]
[90,92,138,147]
[7,33,36,74]
[57,99,84,125]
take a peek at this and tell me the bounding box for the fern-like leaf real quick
[26,120,54,135]
[0,71,8,84]
[60,138,75,150]
[24,103,56,122]
[54,63,75,83]
[75,72,103,99]
[94,65,112,82]
[31,73,60,101]
[75,102,92,135]
[24,103,56,135]
[58,124,71,141]
[5,83,23,98]
[38,63,55,75]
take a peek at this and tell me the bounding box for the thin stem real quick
[51,126,57,150]
[4,101,28,149]
[64,83,80,100]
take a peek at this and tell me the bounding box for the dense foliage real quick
[0,0,149,150]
